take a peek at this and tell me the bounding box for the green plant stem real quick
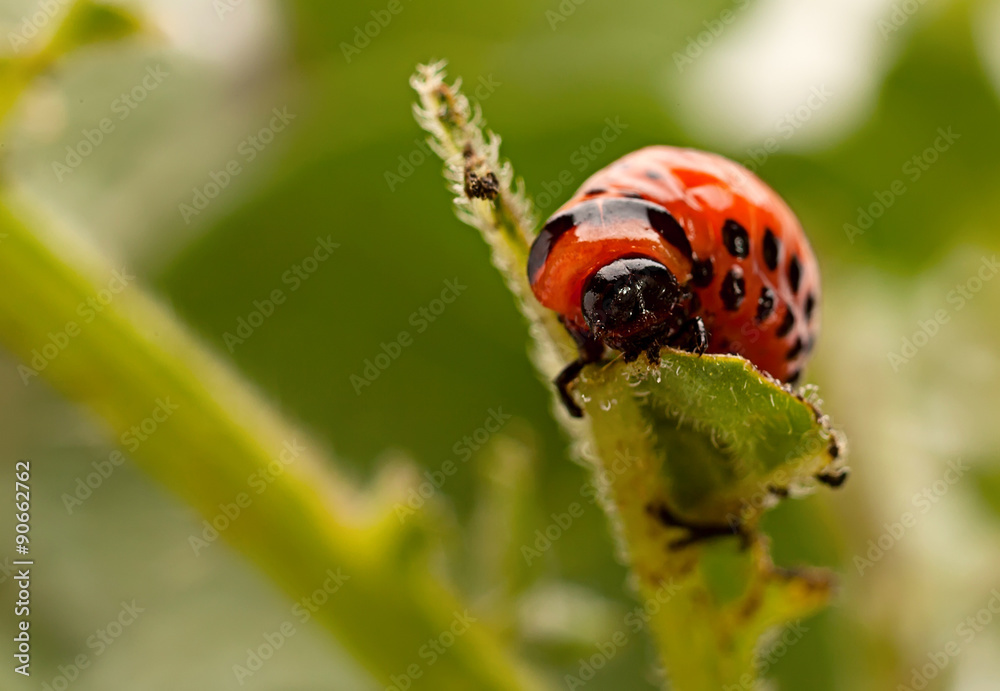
[0,200,549,691]
[411,62,577,373]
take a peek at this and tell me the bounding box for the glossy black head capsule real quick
[581,257,685,354]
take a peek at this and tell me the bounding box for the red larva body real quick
[528,146,819,393]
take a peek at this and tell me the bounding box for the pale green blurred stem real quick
[0,203,548,690]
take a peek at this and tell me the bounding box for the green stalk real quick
[0,200,549,691]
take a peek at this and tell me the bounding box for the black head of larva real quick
[581,257,686,354]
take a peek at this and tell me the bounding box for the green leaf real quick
[577,351,844,521]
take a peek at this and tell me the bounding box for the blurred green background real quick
[3,0,1000,688]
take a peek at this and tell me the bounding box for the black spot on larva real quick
[623,191,645,200]
[805,293,816,321]
[828,438,841,459]
[788,255,802,294]
[756,286,776,322]
[776,307,795,337]
[722,219,750,258]
[690,257,714,288]
[763,228,780,271]
[645,169,664,180]
[787,369,802,384]
[720,268,746,311]
[786,337,804,360]
[648,207,693,260]
[585,188,607,196]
